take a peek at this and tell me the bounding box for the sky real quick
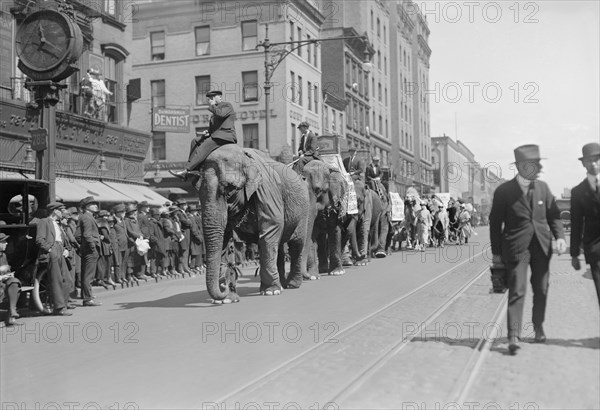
[424,0,600,196]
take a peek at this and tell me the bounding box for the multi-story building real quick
[130,0,326,197]
[0,0,162,205]
[432,134,504,209]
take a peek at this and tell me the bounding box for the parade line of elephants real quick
[192,144,403,304]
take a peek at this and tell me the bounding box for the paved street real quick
[1,228,598,410]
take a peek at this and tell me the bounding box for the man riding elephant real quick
[294,121,321,174]
[170,90,237,180]
[192,145,311,303]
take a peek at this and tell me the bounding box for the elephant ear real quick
[242,150,264,201]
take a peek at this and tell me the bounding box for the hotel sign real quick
[153,107,190,133]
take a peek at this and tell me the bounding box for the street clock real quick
[15,9,83,81]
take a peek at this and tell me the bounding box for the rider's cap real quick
[206,90,222,98]
[297,121,309,129]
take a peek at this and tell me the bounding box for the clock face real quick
[16,10,72,72]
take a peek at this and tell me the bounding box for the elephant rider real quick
[170,90,237,180]
[294,121,321,173]
[366,156,386,200]
[343,147,364,181]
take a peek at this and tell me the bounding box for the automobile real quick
[0,178,51,312]
[556,198,570,231]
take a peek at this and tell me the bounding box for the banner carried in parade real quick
[436,192,452,210]
[320,154,358,215]
[390,192,404,222]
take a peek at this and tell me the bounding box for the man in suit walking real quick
[36,201,74,315]
[489,144,566,354]
[570,142,600,306]
[343,147,364,181]
[78,196,102,306]
[170,90,237,180]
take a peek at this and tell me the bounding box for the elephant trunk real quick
[202,193,229,301]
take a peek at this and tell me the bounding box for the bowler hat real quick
[297,121,309,129]
[47,201,65,211]
[0,232,9,242]
[125,203,137,214]
[112,203,126,214]
[513,144,544,163]
[137,201,149,209]
[579,142,600,161]
[66,207,79,214]
[98,210,110,217]
[206,90,222,98]
[80,196,98,208]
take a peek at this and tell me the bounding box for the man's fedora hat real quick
[297,121,309,129]
[206,90,222,98]
[137,201,149,209]
[112,203,126,214]
[125,203,137,214]
[176,198,187,205]
[47,201,66,211]
[513,144,544,163]
[80,196,98,208]
[149,208,161,218]
[66,206,79,214]
[579,142,600,160]
[168,206,180,213]
[0,232,10,242]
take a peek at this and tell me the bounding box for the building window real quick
[307,81,312,111]
[338,112,343,133]
[323,106,328,131]
[289,21,294,43]
[104,0,116,16]
[385,87,388,106]
[242,71,258,101]
[291,122,297,151]
[152,132,166,160]
[297,27,302,56]
[195,75,211,106]
[290,71,296,102]
[297,75,303,106]
[195,26,210,55]
[104,56,117,123]
[379,115,383,134]
[346,104,352,127]
[377,50,381,69]
[243,124,259,148]
[371,10,374,30]
[307,35,312,64]
[242,20,257,51]
[151,80,165,107]
[345,58,351,85]
[313,42,318,68]
[377,18,380,37]
[384,56,387,75]
[384,25,387,43]
[378,83,382,102]
[150,31,165,61]
[314,84,318,114]
[364,74,369,97]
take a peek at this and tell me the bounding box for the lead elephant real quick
[193,145,310,303]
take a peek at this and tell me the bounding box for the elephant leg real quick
[277,244,286,287]
[316,227,329,274]
[286,238,305,288]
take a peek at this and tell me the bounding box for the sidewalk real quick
[466,250,600,409]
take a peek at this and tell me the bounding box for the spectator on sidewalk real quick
[570,142,600,306]
[0,233,22,326]
[489,144,566,355]
[78,196,102,307]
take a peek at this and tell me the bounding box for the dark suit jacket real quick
[137,212,152,238]
[125,217,142,247]
[78,212,100,251]
[36,217,59,254]
[366,164,382,180]
[113,219,128,252]
[343,155,363,175]
[298,130,318,156]
[489,178,564,262]
[208,102,237,143]
[570,178,600,263]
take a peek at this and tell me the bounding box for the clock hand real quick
[39,47,60,59]
[43,39,63,52]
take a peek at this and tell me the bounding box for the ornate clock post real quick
[15,2,83,200]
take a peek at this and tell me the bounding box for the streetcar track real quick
[328,265,490,407]
[214,249,487,405]
[448,292,508,405]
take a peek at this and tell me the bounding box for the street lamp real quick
[256,24,371,153]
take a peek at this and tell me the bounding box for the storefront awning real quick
[102,181,170,206]
[55,179,135,204]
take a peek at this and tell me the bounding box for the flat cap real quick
[80,196,98,207]
[297,121,309,129]
[66,207,79,214]
[112,203,126,213]
[206,90,222,98]
[47,201,66,211]
[137,201,149,208]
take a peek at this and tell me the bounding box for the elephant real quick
[193,145,310,303]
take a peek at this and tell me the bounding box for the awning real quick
[153,187,188,195]
[55,179,134,204]
[1,171,30,180]
[102,181,170,206]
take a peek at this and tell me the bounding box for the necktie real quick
[527,181,535,208]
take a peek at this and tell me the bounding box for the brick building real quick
[0,0,164,205]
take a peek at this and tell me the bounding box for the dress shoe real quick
[53,308,73,316]
[508,336,521,354]
[83,300,103,307]
[67,304,77,309]
[169,169,188,181]
[534,326,547,343]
